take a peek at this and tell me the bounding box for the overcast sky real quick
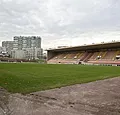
[0,0,120,49]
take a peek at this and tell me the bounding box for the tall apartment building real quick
[0,47,9,57]
[2,41,14,55]
[13,36,41,50]
[11,36,43,59]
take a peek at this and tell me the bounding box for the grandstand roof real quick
[47,42,120,52]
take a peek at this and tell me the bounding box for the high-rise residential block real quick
[2,41,14,55]
[13,36,41,50]
[12,36,42,59]
[2,36,43,59]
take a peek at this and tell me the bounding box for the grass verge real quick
[0,63,120,94]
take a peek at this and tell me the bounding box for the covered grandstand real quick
[47,42,120,66]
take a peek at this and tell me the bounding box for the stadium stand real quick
[47,42,120,66]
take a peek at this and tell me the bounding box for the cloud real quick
[0,0,120,48]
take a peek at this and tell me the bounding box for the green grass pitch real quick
[0,63,120,94]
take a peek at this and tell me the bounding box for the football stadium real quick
[1,0,120,114]
[1,44,120,115]
[47,41,120,66]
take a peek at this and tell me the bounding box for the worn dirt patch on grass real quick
[0,77,120,115]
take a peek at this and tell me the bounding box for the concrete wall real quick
[11,48,43,60]
[11,50,25,59]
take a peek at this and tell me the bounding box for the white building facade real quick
[11,36,43,59]
[2,41,14,55]
[13,36,41,50]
